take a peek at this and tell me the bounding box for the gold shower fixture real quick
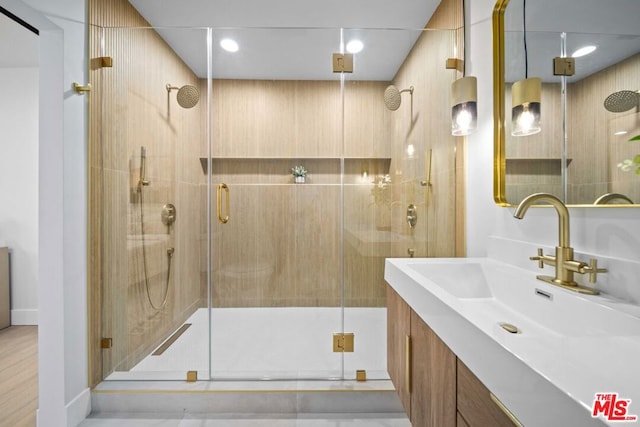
[384,85,414,111]
[166,83,200,109]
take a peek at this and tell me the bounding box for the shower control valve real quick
[406,204,417,229]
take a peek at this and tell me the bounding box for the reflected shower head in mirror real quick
[384,85,414,111]
[603,90,639,113]
[166,83,200,109]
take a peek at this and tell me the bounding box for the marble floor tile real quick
[80,413,410,427]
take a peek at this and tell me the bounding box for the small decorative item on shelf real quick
[291,165,308,183]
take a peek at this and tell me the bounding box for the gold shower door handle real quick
[217,183,229,224]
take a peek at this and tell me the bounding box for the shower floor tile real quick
[109,307,387,381]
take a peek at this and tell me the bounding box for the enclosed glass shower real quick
[89,3,461,384]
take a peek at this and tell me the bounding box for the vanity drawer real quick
[457,359,521,427]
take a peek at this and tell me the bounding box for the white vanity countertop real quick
[385,257,640,427]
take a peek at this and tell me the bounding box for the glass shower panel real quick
[97,27,210,380]
[341,28,458,380]
[209,27,345,380]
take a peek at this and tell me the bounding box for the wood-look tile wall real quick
[209,17,463,308]
[89,0,205,383]
[209,81,393,308]
[567,53,640,204]
[387,0,464,263]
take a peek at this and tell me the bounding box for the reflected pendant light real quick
[511,0,541,137]
[511,77,541,136]
[451,76,477,136]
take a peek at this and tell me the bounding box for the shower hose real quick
[139,183,173,311]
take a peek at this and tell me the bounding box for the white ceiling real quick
[126,0,443,80]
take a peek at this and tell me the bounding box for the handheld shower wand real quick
[138,146,150,190]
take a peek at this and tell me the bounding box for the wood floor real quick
[0,326,38,427]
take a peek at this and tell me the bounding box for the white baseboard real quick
[66,387,91,427]
[11,309,38,325]
[36,387,91,427]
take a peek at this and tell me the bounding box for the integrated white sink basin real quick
[407,261,492,299]
[385,257,640,427]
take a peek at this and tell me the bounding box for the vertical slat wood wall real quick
[567,53,640,204]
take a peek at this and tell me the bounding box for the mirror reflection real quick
[495,0,640,206]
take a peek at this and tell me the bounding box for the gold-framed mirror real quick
[493,0,640,207]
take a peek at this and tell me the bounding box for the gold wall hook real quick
[73,82,92,94]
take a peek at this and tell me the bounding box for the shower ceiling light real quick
[511,77,541,137]
[571,45,596,58]
[346,40,363,54]
[451,76,477,136]
[220,38,239,52]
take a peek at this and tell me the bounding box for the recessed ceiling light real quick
[346,40,363,54]
[220,38,239,53]
[614,130,628,136]
[571,45,596,58]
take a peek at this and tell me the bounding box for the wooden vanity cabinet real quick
[387,286,456,427]
[387,285,519,427]
[387,285,412,415]
[457,359,516,427]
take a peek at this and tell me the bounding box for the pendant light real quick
[511,0,541,136]
[451,76,477,136]
[451,0,477,136]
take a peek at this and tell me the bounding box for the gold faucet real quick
[513,193,606,295]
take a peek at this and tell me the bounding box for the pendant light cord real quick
[462,0,466,77]
[523,0,528,78]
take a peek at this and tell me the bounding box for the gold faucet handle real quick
[582,258,607,283]
[529,248,545,269]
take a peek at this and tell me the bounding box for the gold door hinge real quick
[186,370,198,382]
[446,58,464,72]
[101,338,112,349]
[356,370,367,382]
[99,56,113,68]
[553,57,575,76]
[333,333,354,352]
[91,56,113,70]
[332,53,354,73]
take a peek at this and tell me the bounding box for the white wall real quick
[465,1,640,263]
[0,67,39,325]
[23,0,89,417]
[0,0,89,425]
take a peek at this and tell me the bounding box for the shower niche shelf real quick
[200,157,391,185]
[505,157,572,175]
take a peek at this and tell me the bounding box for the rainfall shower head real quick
[166,83,200,109]
[603,90,639,113]
[384,85,414,111]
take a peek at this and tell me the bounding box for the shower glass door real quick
[340,27,459,380]
[95,26,210,380]
[209,27,345,379]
